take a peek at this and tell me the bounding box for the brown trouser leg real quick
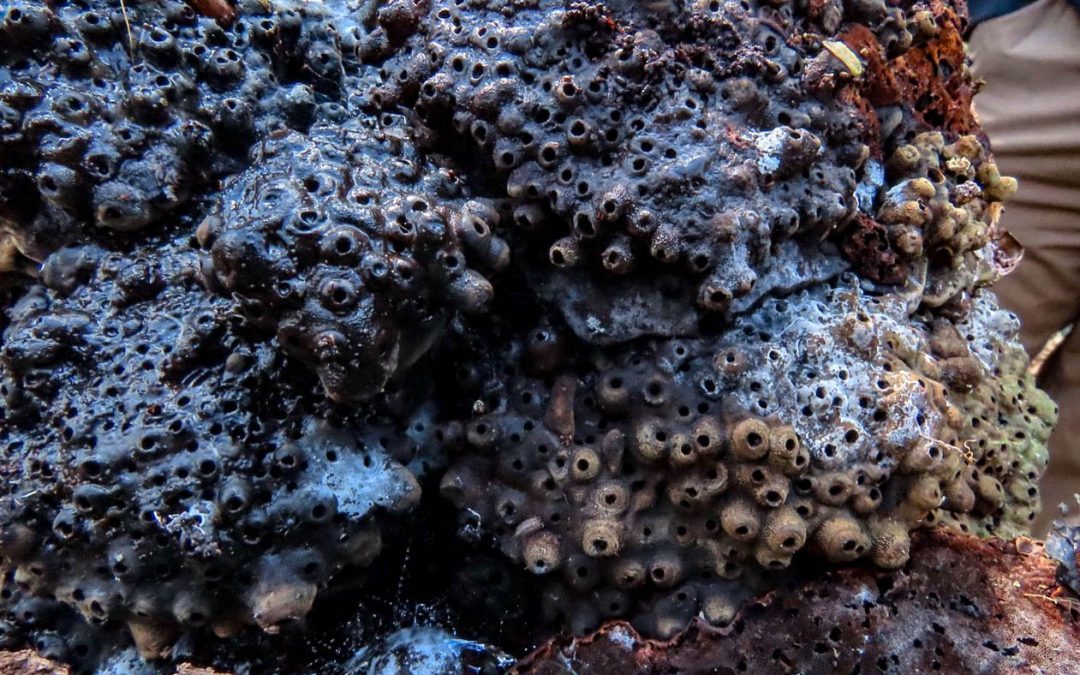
[969,0,1080,535]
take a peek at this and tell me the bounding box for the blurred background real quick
[968,0,1080,535]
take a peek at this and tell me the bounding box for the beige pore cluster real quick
[440,281,1053,636]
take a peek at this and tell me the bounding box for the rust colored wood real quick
[0,650,67,675]
[838,0,984,283]
[186,0,236,23]
[841,2,979,138]
[0,650,233,674]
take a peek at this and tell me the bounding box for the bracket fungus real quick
[0,0,1064,671]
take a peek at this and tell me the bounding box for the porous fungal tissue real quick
[0,0,1057,671]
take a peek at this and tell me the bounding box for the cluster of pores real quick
[440,282,1050,636]
[0,0,1054,669]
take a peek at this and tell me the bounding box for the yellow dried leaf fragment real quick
[823,40,864,77]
